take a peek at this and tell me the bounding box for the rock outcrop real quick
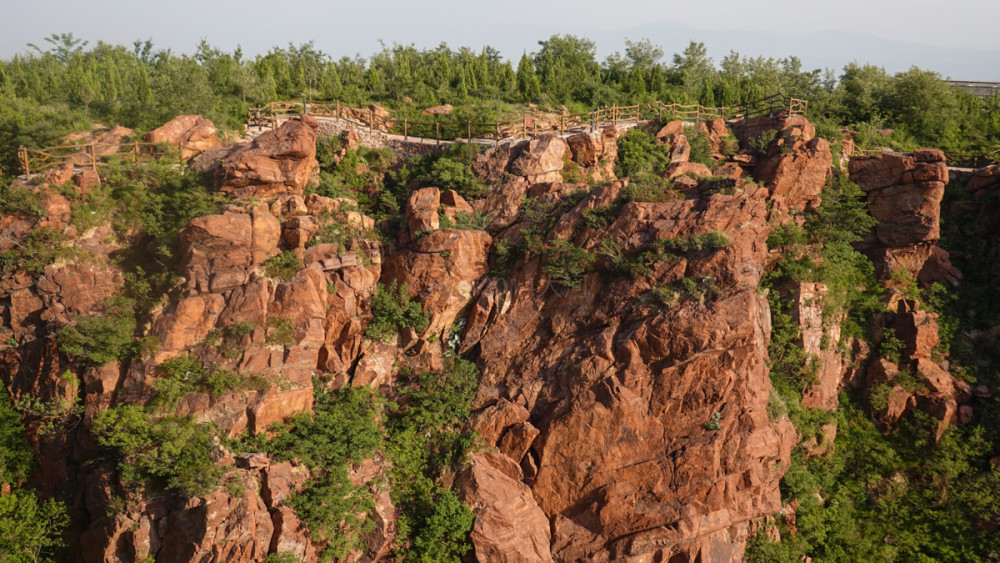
[199,116,319,197]
[6,109,936,562]
[144,115,222,160]
[850,149,959,284]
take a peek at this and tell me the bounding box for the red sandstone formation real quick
[144,114,222,160]
[197,115,319,198]
[849,148,960,284]
[3,108,977,562]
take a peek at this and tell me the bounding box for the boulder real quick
[457,452,553,563]
[668,134,691,163]
[755,136,832,211]
[144,115,221,160]
[269,507,317,562]
[382,229,492,335]
[177,212,280,295]
[211,116,319,198]
[509,135,568,183]
[566,133,599,167]
[663,161,712,180]
[655,120,684,140]
[407,187,441,239]
[867,181,945,247]
[422,104,453,116]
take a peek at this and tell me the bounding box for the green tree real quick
[27,33,88,64]
[515,52,540,102]
[887,66,960,144]
[836,62,891,125]
[672,41,714,98]
[0,490,69,563]
[533,34,600,103]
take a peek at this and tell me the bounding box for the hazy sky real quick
[3,0,999,78]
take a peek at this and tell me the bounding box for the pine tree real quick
[516,53,540,102]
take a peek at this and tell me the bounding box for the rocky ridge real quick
[0,110,972,562]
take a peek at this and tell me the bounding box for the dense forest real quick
[2,32,1000,174]
[3,32,1000,563]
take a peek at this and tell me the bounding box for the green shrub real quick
[386,358,478,562]
[623,172,677,203]
[263,251,302,282]
[561,156,586,183]
[0,228,75,278]
[419,157,487,200]
[684,125,715,166]
[0,489,69,563]
[365,281,429,342]
[0,183,46,218]
[58,297,136,367]
[315,135,345,170]
[224,322,256,339]
[879,328,906,366]
[151,355,207,407]
[767,223,809,248]
[265,317,297,348]
[439,210,490,231]
[309,215,366,250]
[658,230,731,253]
[94,405,223,496]
[703,412,722,431]
[262,384,383,561]
[541,239,595,288]
[616,127,670,177]
[652,285,679,308]
[599,239,652,279]
[0,390,34,485]
[747,129,778,158]
[600,231,730,281]
[202,369,243,396]
[580,203,620,229]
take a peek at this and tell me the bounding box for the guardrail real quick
[944,149,1000,168]
[17,141,184,177]
[16,95,813,176]
[247,94,809,144]
[849,145,1000,168]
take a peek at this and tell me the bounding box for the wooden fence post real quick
[436,122,441,145]
[18,146,28,177]
[468,121,472,142]
[336,100,340,119]
[404,119,408,140]
[369,109,374,134]
[612,105,617,127]
[89,143,97,172]
[133,141,139,163]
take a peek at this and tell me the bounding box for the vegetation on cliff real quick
[4,30,1000,563]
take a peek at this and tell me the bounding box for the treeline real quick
[2,32,1000,172]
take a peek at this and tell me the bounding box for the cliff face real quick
[0,112,919,562]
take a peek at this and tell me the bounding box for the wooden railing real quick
[248,94,810,143]
[18,141,184,177]
[944,149,1000,168]
[848,145,1000,168]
